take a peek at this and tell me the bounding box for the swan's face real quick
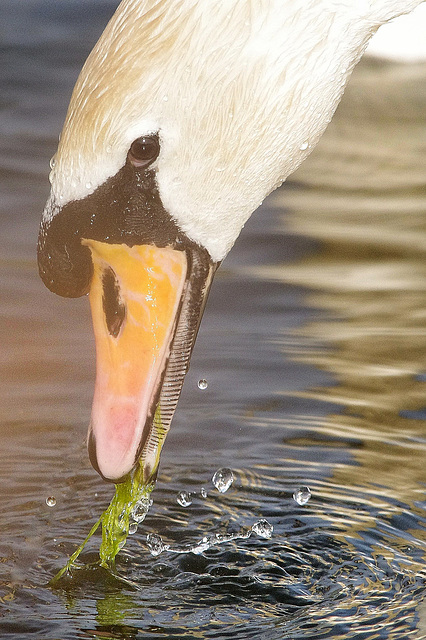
[38,0,383,481]
[43,1,368,263]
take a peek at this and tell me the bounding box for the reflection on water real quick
[0,4,425,638]
[253,59,426,512]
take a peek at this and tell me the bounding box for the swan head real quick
[38,0,409,481]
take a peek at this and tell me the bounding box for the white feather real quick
[46,0,424,261]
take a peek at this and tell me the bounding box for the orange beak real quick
[83,240,213,482]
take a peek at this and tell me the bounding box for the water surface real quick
[0,3,425,638]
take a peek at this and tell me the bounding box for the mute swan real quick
[38,0,424,482]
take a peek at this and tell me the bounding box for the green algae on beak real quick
[99,461,155,568]
[49,407,164,586]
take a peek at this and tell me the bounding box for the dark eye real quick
[128,135,160,168]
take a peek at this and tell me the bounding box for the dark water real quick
[0,2,425,638]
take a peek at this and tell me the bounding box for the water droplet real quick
[299,141,309,151]
[46,496,56,507]
[215,166,226,172]
[106,145,112,154]
[129,522,138,535]
[177,491,192,507]
[293,486,311,505]
[162,95,169,102]
[131,496,152,523]
[147,533,169,557]
[200,487,208,499]
[198,379,208,390]
[212,467,234,493]
[252,519,273,539]
[59,194,64,200]
[49,155,56,169]
[85,182,92,190]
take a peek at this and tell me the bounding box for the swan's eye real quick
[128,135,160,168]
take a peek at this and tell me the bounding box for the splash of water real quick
[251,519,273,539]
[147,532,170,557]
[146,519,274,557]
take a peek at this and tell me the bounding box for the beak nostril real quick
[102,267,126,337]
